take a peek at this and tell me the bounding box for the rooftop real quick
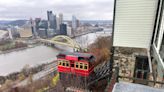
[112,82,164,92]
[58,51,94,59]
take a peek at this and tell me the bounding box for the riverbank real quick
[0,61,56,86]
[0,43,41,55]
[0,41,27,51]
[0,45,59,76]
[71,29,104,38]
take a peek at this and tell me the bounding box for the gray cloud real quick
[0,0,114,20]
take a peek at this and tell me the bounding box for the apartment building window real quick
[160,34,164,61]
[134,56,149,84]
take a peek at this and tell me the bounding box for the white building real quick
[67,26,72,37]
[18,23,33,38]
[56,17,60,30]
[59,13,63,25]
[0,30,8,40]
[112,0,164,86]
[56,13,63,31]
[113,0,158,48]
[8,29,13,40]
[72,15,77,30]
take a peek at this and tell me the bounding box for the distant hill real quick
[0,21,11,25]
[64,20,113,24]
[0,20,28,26]
[80,20,113,24]
[7,20,28,26]
[0,20,112,26]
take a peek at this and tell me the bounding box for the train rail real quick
[88,61,112,87]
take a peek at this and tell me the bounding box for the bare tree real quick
[88,36,112,65]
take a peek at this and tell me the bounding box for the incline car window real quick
[76,62,79,68]
[84,64,88,70]
[58,60,62,65]
[63,61,65,66]
[66,61,69,66]
[80,63,83,69]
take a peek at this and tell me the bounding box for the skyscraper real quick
[72,15,77,31]
[30,18,37,37]
[59,13,63,24]
[56,17,60,30]
[56,13,63,31]
[76,19,80,27]
[47,11,57,30]
[35,18,41,36]
[60,24,67,35]
[67,26,72,36]
[37,20,48,38]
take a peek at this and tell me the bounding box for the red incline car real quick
[57,51,95,77]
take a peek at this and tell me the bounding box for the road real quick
[14,62,57,87]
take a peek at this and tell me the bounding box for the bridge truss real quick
[40,35,82,51]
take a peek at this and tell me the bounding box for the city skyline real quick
[0,0,114,20]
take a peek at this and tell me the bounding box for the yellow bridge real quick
[39,35,82,51]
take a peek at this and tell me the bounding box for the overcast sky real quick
[0,0,114,20]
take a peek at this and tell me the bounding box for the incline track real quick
[59,61,112,91]
[88,61,112,87]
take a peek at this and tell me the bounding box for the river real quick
[0,29,112,76]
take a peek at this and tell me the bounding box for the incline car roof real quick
[58,51,93,58]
